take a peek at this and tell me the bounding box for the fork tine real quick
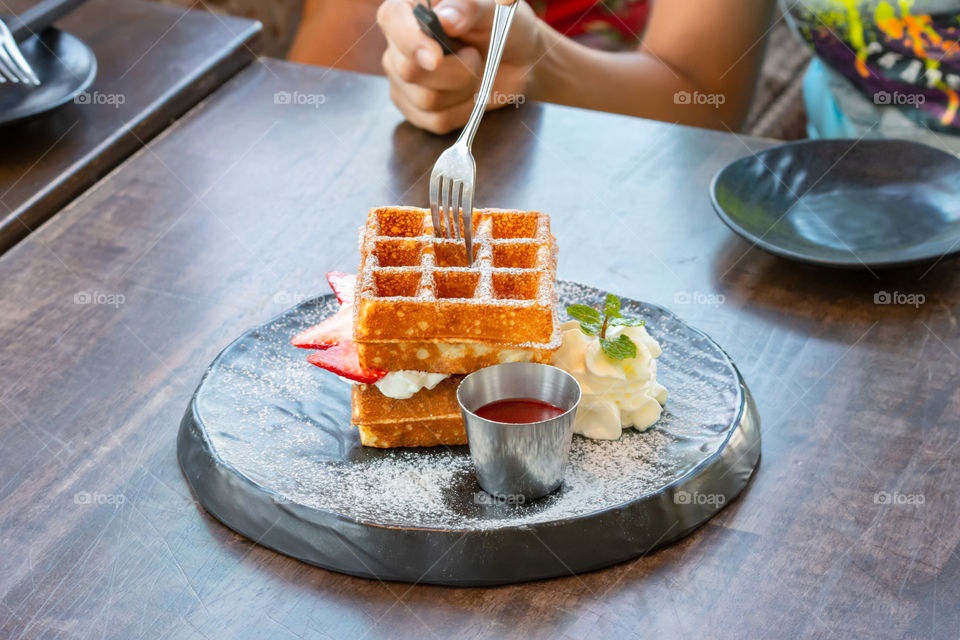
[441,177,453,239]
[437,177,445,238]
[429,175,442,236]
[0,45,26,84]
[461,187,474,264]
[0,52,20,83]
[451,180,462,240]
[446,180,456,239]
[3,40,38,85]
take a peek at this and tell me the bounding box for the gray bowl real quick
[458,363,581,501]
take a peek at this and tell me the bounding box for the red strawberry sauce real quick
[473,398,565,424]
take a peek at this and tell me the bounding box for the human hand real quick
[378,0,542,134]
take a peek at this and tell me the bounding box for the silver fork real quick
[0,19,39,85]
[429,0,518,264]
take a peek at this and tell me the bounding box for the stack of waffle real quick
[297,206,560,448]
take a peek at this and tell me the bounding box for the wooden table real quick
[2,58,958,640]
[0,0,261,254]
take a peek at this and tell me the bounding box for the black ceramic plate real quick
[0,28,97,127]
[177,281,761,586]
[710,139,960,269]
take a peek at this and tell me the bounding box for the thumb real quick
[433,0,480,38]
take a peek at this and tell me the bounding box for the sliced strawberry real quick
[327,271,357,305]
[291,304,353,349]
[293,271,379,385]
[307,342,386,384]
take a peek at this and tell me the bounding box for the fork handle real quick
[455,1,518,149]
[9,0,89,42]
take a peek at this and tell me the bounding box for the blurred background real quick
[154,0,811,140]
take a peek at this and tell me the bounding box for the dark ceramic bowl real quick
[710,139,960,269]
[0,28,97,127]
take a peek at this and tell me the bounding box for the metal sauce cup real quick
[457,363,581,501]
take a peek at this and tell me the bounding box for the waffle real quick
[354,207,558,349]
[352,377,466,448]
[356,333,560,374]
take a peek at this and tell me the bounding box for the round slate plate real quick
[177,281,760,586]
[0,28,97,128]
[710,139,960,269]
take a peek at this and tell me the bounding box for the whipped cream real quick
[552,320,667,440]
[375,371,448,399]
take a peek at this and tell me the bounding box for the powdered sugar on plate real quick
[195,281,742,531]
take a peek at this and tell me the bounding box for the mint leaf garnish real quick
[604,294,621,318]
[601,334,638,360]
[566,294,646,361]
[609,317,646,328]
[567,304,600,323]
[578,320,602,336]
[567,304,602,335]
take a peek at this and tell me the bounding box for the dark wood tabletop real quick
[0,0,261,255]
[2,57,959,640]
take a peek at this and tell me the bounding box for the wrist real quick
[523,20,561,103]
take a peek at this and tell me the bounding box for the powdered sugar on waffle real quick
[353,207,558,344]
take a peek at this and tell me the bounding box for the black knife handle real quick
[413,4,457,55]
[9,0,89,42]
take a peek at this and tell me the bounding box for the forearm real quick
[289,0,386,74]
[527,22,758,130]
